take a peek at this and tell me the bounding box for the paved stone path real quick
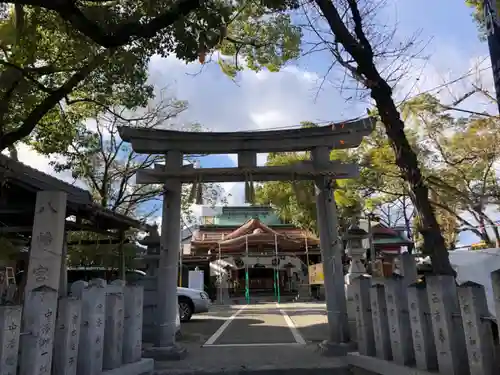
[154,302,349,374]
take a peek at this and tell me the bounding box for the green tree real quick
[0,1,301,152]
[403,93,500,247]
[255,125,365,235]
[307,0,454,274]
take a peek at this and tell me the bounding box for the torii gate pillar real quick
[311,146,352,354]
[144,150,187,360]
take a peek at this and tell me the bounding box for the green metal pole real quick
[273,269,277,297]
[245,234,250,304]
[274,234,280,304]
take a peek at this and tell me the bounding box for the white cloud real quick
[15,144,54,175]
[14,143,86,188]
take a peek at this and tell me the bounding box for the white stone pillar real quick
[311,147,350,347]
[20,287,59,375]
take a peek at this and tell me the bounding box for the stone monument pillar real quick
[146,150,187,360]
[21,191,67,375]
[311,147,350,353]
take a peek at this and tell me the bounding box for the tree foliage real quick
[0,0,301,152]
[57,93,226,266]
[255,124,365,235]
[465,0,500,38]
[257,90,500,255]
[403,93,500,248]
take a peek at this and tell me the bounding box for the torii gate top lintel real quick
[118,117,375,155]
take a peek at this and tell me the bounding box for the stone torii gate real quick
[119,119,374,357]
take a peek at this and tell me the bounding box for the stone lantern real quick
[344,223,369,284]
[344,223,370,341]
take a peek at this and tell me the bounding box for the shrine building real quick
[182,205,321,298]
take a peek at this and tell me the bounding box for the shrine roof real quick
[198,223,297,229]
[373,237,412,245]
[191,218,319,250]
[372,223,413,245]
[0,154,149,235]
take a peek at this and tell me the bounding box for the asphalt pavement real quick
[178,302,328,346]
[153,302,348,374]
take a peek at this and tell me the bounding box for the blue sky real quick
[20,1,497,245]
[162,0,493,246]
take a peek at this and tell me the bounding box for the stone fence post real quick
[384,276,414,366]
[407,280,437,371]
[351,275,375,356]
[370,282,392,360]
[71,279,107,375]
[426,276,469,375]
[123,284,144,364]
[457,281,496,375]
[0,305,22,375]
[103,280,125,370]
[53,297,82,375]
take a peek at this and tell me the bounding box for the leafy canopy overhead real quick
[0,0,301,152]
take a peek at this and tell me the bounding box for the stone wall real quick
[0,278,154,375]
[346,254,500,375]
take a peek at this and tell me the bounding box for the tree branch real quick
[4,0,202,48]
[0,49,113,150]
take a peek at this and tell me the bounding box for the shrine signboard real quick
[309,263,324,285]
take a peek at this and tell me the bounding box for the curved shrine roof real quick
[191,218,319,252]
